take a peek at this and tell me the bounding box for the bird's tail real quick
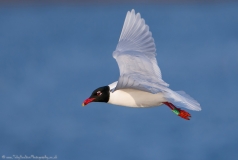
[163,89,201,111]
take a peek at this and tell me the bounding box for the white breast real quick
[108,89,167,108]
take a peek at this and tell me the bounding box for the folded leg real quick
[163,102,191,120]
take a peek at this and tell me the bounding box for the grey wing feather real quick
[113,9,168,93]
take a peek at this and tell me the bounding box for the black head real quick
[82,86,110,106]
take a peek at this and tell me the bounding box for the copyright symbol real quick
[2,155,5,159]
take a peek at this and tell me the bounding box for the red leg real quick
[163,102,191,120]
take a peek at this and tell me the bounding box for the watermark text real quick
[2,155,57,160]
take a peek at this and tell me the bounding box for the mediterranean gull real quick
[82,9,201,120]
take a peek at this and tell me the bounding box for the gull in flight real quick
[82,9,201,120]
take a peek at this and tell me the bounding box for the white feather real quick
[108,81,118,91]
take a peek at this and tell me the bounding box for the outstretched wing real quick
[113,9,168,94]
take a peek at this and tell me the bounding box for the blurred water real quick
[0,3,238,160]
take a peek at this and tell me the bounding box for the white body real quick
[108,89,166,108]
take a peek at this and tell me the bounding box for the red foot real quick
[177,108,191,120]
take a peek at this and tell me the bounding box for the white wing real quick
[112,9,201,111]
[113,9,168,94]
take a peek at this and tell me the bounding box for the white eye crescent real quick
[97,91,102,96]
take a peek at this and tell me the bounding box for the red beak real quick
[82,98,95,106]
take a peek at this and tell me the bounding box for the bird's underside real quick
[108,88,192,120]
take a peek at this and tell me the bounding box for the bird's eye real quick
[96,91,102,96]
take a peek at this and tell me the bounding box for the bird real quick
[82,9,201,120]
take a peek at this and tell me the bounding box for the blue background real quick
[1,3,238,160]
